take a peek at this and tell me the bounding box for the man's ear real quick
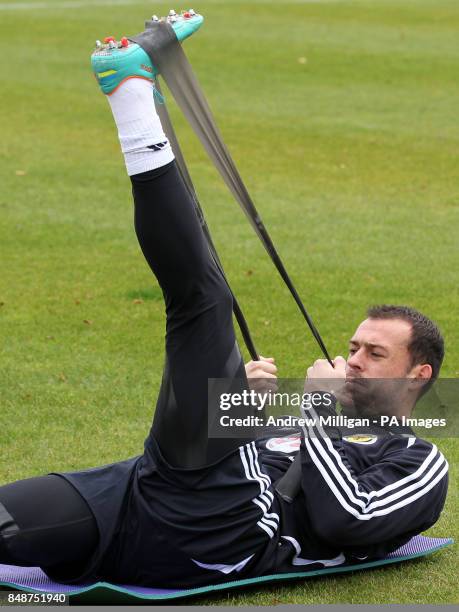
[409,363,433,380]
[407,363,432,395]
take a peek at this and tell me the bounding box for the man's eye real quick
[371,353,383,358]
[349,349,356,355]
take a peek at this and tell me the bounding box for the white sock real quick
[106,78,174,176]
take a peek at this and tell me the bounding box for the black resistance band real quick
[131,19,333,366]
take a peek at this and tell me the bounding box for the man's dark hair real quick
[367,305,445,386]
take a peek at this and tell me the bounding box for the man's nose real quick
[347,350,363,372]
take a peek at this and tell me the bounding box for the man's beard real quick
[338,378,409,418]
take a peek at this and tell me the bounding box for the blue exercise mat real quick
[0,535,452,603]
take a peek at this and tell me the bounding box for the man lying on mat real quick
[0,17,448,588]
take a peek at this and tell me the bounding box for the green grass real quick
[0,0,457,604]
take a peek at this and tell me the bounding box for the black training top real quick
[51,413,448,588]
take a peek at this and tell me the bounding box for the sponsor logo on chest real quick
[266,435,301,454]
[343,434,378,445]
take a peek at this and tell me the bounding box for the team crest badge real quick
[343,434,378,445]
[266,435,301,454]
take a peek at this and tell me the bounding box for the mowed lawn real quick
[0,0,458,604]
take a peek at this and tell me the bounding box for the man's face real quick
[341,317,415,414]
[346,317,413,379]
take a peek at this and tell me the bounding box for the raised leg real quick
[90,22,254,467]
[131,162,250,468]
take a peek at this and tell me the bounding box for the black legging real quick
[134,162,251,468]
[0,161,250,573]
[0,475,98,576]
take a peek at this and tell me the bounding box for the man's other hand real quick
[245,356,278,394]
[305,356,346,394]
